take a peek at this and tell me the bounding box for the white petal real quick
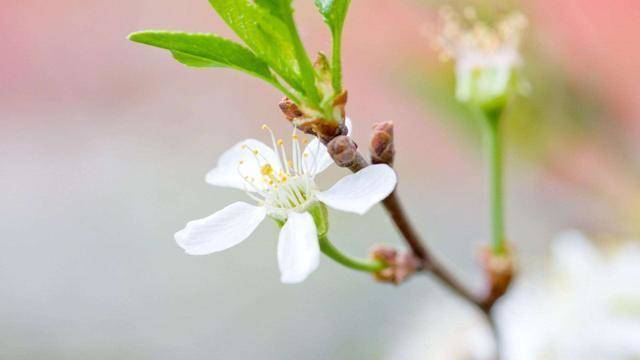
[175,202,266,255]
[552,230,602,279]
[301,117,354,176]
[302,139,333,176]
[205,139,280,191]
[317,164,397,215]
[277,211,320,284]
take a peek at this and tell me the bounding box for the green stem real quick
[318,234,387,272]
[331,29,342,93]
[282,12,321,106]
[483,109,506,255]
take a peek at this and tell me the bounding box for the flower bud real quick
[278,96,346,143]
[278,97,304,121]
[370,245,421,285]
[327,135,358,167]
[479,245,515,304]
[370,121,395,165]
[455,60,517,113]
[436,8,527,113]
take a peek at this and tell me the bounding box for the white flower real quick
[388,230,640,359]
[175,119,397,284]
[436,7,528,110]
[493,231,640,359]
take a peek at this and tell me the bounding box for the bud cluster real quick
[279,91,347,143]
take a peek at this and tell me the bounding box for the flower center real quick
[237,125,322,219]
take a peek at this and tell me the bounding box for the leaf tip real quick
[127,31,142,43]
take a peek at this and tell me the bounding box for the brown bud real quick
[314,121,343,143]
[370,121,395,165]
[479,246,515,306]
[277,92,349,143]
[371,245,397,264]
[370,245,421,285]
[327,135,358,167]
[278,97,304,121]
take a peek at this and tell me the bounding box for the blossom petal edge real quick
[175,201,266,255]
[277,211,320,284]
[317,164,397,215]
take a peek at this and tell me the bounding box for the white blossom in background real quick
[175,119,397,284]
[496,230,640,359]
[436,7,528,110]
[389,230,640,359]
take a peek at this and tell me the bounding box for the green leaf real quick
[128,31,276,83]
[171,51,218,68]
[314,0,351,92]
[208,0,305,93]
[250,0,319,103]
[254,0,293,21]
[315,0,351,34]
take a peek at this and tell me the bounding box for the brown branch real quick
[381,190,429,262]
[278,97,508,357]
[335,150,504,314]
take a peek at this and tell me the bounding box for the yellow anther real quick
[287,160,293,168]
[252,150,258,155]
[303,153,309,157]
[302,139,309,145]
[292,134,299,140]
[260,164,274,176]
[261,124,269,130]
[277,139,284,146]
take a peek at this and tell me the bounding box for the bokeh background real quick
[3,0,640,358]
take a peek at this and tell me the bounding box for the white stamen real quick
[261,124,284,170]
[311,137,322,177]
[277,139,292,176]
[238,126,323,218]
[434,7,527,67]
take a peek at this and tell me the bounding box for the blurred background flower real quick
[2,0,640,358]
[389,230,640,359]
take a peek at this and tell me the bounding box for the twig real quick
[329,145,504,360]
[338,152,499,311]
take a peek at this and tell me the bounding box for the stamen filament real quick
[242,145,267,173]
[237,164,263,193]
[278,139,291,176]
[262,124,285,170]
